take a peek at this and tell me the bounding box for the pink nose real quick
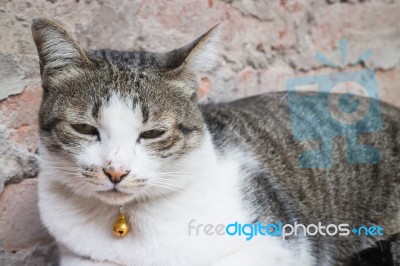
[103,168,130,184]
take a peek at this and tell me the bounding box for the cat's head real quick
[32,18,219,205]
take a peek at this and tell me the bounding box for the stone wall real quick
[1,0,399,264]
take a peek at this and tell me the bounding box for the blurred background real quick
[0,0,399,264]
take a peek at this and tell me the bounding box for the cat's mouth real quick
[97,188,129,194]
[95,187,137,205]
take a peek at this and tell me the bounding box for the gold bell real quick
[112,213,130,237]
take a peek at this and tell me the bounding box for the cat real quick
[31,17,399,266]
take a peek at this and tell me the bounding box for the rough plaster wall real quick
[0,0,399,264]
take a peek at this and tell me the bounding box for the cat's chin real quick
[94,190,138,205]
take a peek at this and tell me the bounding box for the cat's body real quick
[32,18,399,266]
[202,93,400,264]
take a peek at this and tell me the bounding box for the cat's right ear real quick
[31,18,90,78]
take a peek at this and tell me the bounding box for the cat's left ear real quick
[31,18,91,79]
[161,24,220,93]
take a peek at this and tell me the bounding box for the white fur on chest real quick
[38,139,311,266]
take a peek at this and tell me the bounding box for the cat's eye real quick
[72,124,99,137]
[140,129,165,139]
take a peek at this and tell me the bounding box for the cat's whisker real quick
[150,179,185,185]
[151,176,187,181]
[40,163,77,168]
[151,184,187,190]
[41,160,76,166]
[151,179,188,188]
[156,172,191,174]
[152,179,187,185]
[40,167,79,172]
[150,184,183,192]
[141,189,153,202]
[70,182,91,196]
[40,168,79,174]
[150,173,192,178]
[150,185,188,192]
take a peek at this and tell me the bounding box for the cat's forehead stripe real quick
[92,99,102,119]
[140,100,149,124]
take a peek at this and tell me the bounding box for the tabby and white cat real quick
[32,18,399,266]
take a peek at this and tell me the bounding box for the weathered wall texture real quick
[0,0,399,264]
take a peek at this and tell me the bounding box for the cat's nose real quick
[103,168,130,184]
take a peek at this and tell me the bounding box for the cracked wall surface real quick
[0,0,399,264]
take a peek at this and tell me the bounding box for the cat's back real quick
[201,92,400,262]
